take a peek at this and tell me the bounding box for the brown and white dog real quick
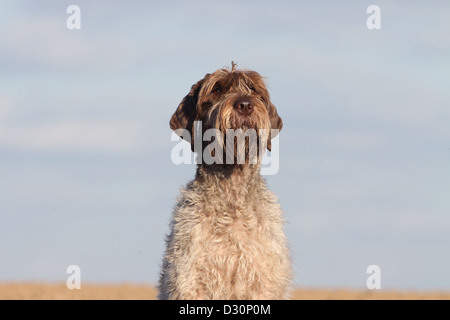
[159,62,292,300]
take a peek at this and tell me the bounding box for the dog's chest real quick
[194,206,268,257]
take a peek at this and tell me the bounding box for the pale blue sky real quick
[1,1,449,290]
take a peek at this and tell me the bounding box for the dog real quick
[159,62,292,299]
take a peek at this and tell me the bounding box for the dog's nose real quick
[234,101,253,115]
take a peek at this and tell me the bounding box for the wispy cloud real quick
[321,132,384,149]
[0,98,147,152]
[0,120,145,152]
[0,16,136,73]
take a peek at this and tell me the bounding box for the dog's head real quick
[170,63,282,161]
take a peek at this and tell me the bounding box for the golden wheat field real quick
[0,283,449,300]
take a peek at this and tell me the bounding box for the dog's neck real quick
[194,164,265,204]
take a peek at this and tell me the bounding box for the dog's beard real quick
[203,97,270,165]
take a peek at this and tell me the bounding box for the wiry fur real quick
[159,63,292,300]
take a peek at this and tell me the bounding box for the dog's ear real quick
[170,77,206,146]
[266,102,283,151]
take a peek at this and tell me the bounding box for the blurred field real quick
[1,283,449,300]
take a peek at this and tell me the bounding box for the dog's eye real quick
[250,87,256,94]
[213,86,222,94]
